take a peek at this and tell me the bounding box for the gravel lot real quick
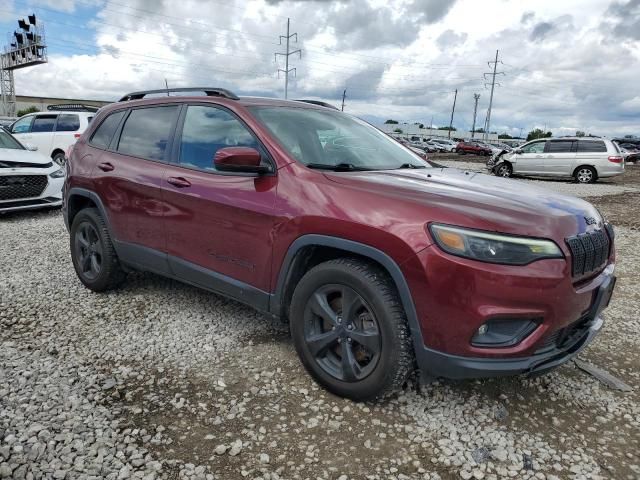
[1,166,639,480]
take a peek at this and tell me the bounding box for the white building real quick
[379,123,499,142]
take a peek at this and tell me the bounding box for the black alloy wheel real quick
[303,284,381,382]
[74,221,103,280]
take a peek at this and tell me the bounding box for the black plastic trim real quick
[64,188,112,232]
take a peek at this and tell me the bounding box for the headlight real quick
[49,167,65,179]
[429,224,564,265]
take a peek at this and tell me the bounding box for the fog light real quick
[471,318,540,348]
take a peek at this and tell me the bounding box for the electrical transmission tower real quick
[274,18,301,99]
[482,50,504,141]
[341,89,346,111]
[471,93,480,139]
[448,89,457,139]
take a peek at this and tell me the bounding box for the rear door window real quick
[90,110,127,149]
[117,106,180,161]
[55,114,81,132]
[545,140,575,153]
[31,115,57,133]
[577,140,607,153]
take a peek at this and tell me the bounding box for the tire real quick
[495,162,512,178]
[52,152,66,167]
[70,208,126,292]
[457,149,466,155]
[574,166,597,184]
[289,257,414,401]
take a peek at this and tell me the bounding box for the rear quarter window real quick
[577,141,607,153]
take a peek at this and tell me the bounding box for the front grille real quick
[566,229,610,278]
[0,161,54,169]
[0,175,48,201]
[535,316,593,354]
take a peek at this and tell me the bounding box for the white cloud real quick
[6,0,640,137]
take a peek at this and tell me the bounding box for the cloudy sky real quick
[1,0,639,137]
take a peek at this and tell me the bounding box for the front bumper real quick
[416,273,615,379]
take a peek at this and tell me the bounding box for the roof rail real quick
[119,87,240,102]
[294,99,340,110]
[47,104,100,112]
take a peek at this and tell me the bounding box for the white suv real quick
[489,137,624,183]
[9,106,98,166]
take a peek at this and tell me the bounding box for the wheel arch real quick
[573,164,598,181]
[271,235,425,354]
[65,188,112,233]
[51,148,65,159]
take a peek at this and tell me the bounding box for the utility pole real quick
[483,49,504,141]
[341,89,346,111]
[519,127,524,139]
[448,89,457,139]
[471,93,480,139]
[274,18,301,99]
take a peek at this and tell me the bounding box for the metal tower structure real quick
[1,14,48,117]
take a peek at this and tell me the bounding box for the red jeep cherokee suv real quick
[63,88,616,400]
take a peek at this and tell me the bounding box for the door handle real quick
[98,162,114,172]
[167,176,191,188]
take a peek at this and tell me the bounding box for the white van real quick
[488,137,624,183]
[9,105,99,166]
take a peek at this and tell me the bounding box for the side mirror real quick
[25,143,38,151]
[214,147,271,174]
[514,149,523,154]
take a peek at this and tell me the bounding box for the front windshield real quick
[249,106,429,170]
[0,129,25,150]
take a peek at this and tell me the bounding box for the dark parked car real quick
[63,87,616,401]
[456,141,493,155]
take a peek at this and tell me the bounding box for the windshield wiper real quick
[306,162,373,171]
[397,163,427,169]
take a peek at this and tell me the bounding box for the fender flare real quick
[271,234,426,353]
[65,188,112,232]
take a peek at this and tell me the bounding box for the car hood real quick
[0,148,52,166]
[324,167,603,240]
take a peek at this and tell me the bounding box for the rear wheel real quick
[575,166,596,184]
[70,208,126,291]
[290,258,414,401]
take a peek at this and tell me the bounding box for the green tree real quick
[17,106,39,117]
[473,128,485,133]
[384,119,399,124]
[414,122,425,129]
[393,128,403,134]
[526,128,553,141]
[498,133,513,139]
[437,126,457,131]
[576,130,585,137]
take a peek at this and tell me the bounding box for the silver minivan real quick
[488,137,624,183]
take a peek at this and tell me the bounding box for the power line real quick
[483,49,504,141]
[274,18,301,99]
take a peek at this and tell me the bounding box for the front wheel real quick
[495,162,513,178]
[574,166,596,184]
[290,258,414,401]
